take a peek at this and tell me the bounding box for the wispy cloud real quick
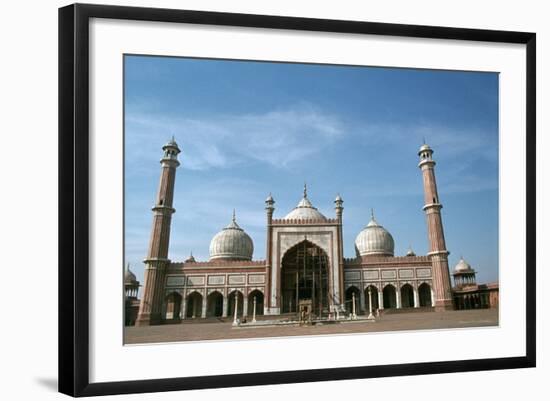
[126,102,346,171]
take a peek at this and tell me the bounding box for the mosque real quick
[126,139,498,326]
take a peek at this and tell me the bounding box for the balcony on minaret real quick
[161,137,181,166]
[418,143,435,168]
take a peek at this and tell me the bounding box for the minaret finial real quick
[303,182,307,198]
[371,208,375,219]
[232,208,236,222]
[422,136,426,145]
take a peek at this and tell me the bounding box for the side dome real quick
[284,184,327,221]
[354,212,395,257]
[124,264,137,284]
[209,211,254,261]
[454,257,473,272]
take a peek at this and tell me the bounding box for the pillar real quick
[378,289,384,310]
[413,287,419,308]
[396,287,402,309]
[201,294,207,318]
[181,296,187,320]
[243,293,249,318]
[222,294,228,318]
[359,289,366,314]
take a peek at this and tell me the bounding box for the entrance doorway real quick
[280,240,329,316]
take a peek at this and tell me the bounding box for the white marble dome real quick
[355,214,395,257]
[284,186,327,220]
[209,213,254,261]
[454,257,473,272]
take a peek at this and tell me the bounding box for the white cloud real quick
[125,103,346,171]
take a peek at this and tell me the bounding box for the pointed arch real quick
[227,290,244,318]
[248,289,264,316]
[186,291,203,318]
[280,240,329,315]
[400,283,414,308]
[418,283,432,307]
[365,285,379,310]
[383,284,397,309]
[206,290,224,317]
[345,286,361,314]
[164,292,182,320]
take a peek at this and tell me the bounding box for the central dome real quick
[209,211,254,261]
[354,212,395,257]
[284,185,327,221]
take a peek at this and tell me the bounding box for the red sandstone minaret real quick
[334,194,345,307]
[418,143,454,311]
[136,138,181,326]
[264,193,275,314]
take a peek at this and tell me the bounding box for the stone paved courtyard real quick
[124,308,498,344]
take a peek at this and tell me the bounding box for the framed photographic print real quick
[58,3,536,397]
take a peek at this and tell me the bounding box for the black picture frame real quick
[58,3,536,397]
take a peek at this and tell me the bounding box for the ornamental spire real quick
[303,182,308,198]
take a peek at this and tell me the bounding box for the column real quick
[252,296,257,323]
[431,288,436,307]
[396,287,402,309]
[378,289,384,310]
[201,294,207,318]
[367,287,374,319]
[222,294,228,318]
[413,287,419,308]
[181,296,187,320]
[232,292,239,326]
[359,289,366,314]
[243,293,249,318]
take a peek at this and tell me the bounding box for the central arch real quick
[280,240,329,315]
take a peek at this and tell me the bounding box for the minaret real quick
[334,194,345,307]
[264,193,275,314]
[418,143,454,311]
[136,138,181,325]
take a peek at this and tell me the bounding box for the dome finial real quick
[303,182,307,198]
[185,250,196,263]
[371,208,375,220]
[232,208,236,223]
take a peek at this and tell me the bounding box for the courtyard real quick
[124,308,498,344]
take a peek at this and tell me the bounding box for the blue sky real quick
[124,55,499,287]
